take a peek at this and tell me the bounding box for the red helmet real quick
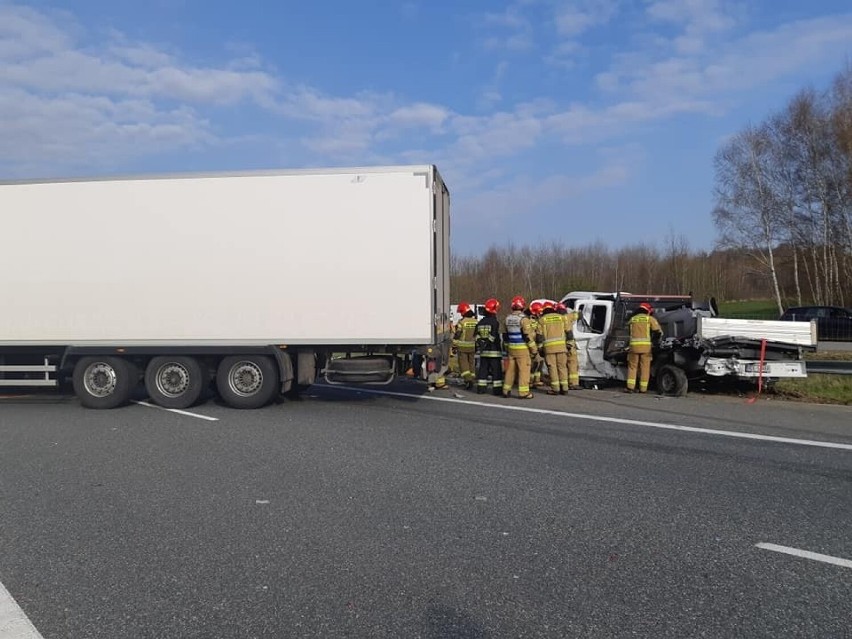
[484,298,500,314]
[556,302,567,313]
[639,302,653,314]
[511,295,526,311]
[542,300,555,311]
[529,301,543,316]
[457,302,471,316]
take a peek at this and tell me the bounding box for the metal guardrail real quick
[806,361,852,376]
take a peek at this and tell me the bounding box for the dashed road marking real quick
[133,401,219,422]
[0,578,44,638]
[756,543,852,569]
[332,386,852,452]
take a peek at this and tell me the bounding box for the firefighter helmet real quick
[511,295,526,311]
[556,302,567,314]
[457,302,472,316]
[542,300,555,311]
[639,302,653,314]
[529,301,543,316]
[484,298,500,314]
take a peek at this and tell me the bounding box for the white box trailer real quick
[0,165,451,409]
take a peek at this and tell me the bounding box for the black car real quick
[779,305,852,341]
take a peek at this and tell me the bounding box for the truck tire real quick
[216,355,278,409]
[325,356,395,384]
[656,364,688,397]
[144,356,205,409]
[72,356,139,409]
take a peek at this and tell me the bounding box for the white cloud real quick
[605,14,852,102]
[277,89,383,121]
[555,0,619,37]
[646,0,740,55]
[0,2,281,175]
[450,110,543,160]
[389,103,450,130]
[544,40,586,69]
[0,6,277,106]
[0,88,212,175]
[480,5,535,51]
[0,4,74,59]
[0,3,436,171]
[456,160,631,225]
[646,0,736,32]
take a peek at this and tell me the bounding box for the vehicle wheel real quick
[216,355,278,409]
[325,356,395,384]
[72,356,138,409]
[656,364,688,397]
[144,356,205,409]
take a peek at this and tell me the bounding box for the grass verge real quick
[805,349,852,361]
[772,374,852,405]
[718,299,779,318]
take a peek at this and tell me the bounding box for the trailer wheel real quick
[216,356,278,409]
[145,356,205,409]
[656,364,688,397]
[73,356,139,409]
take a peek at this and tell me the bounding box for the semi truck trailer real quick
[0,165,451,409]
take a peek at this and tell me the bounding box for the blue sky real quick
[2,1,851,255]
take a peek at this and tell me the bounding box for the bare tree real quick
[713,124,787,314]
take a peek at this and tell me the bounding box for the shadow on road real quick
[424,604,490,639]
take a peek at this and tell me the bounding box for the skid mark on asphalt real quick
[0,578,43,638]
[133,400,219,422]
[756,543,852,569]
[332,386,852,452]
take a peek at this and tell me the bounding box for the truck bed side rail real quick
[697,317,817,347]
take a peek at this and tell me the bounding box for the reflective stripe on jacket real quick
[505,311,535,352]
[628,313,661,347]
[476,315,503,357]
[539,312,567,353]
[453,317,479,352]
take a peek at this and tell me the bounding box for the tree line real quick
[450,237,769,309]
[451,64,852,313]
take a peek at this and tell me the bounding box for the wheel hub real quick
[156,363,190,398]
[84,362,117,397]
[229,362,263,397]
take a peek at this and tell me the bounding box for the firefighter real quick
[502,295,537,399]
[558,303,581,390]
[537,300,569,395]
[475,298,504,395]
[527,301,545,388]
[453,302,479,390]
[626,302,663,393]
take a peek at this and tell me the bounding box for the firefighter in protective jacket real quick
[502,295,537,399]
[475,298,504,395]
[527,301,545,388]
[559,303,581,390]
[537,301,570,394]
[453,302,479,390]
[626,302,663,393]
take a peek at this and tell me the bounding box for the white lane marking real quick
[756,543,852,569]
[332,386,852,452]
[133,401,219,422]
[0,579,44,639]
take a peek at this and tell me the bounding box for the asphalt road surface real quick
[1,382,850,638]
